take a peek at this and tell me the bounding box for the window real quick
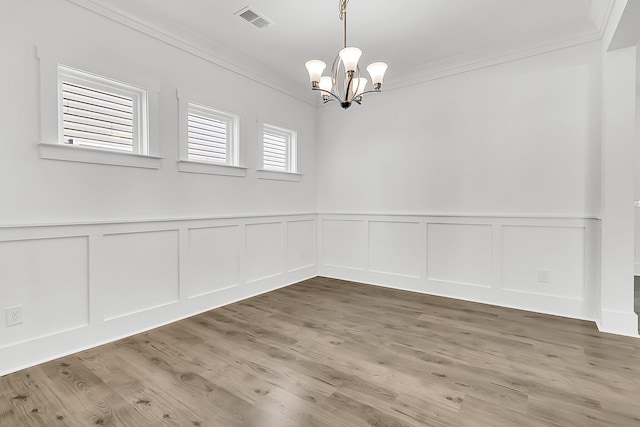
[262,124,297,173]
[58,65,148,154]
[187,104,238,165]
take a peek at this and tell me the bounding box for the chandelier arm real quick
[357,89,382,96]
[331,54,343,101]
[311,87,343,103]
[344,72,356,103]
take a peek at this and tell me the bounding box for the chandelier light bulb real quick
[339,47,362,73]
[366,62,388,89]
[319,76,333,92]
[353,78,368,98]
[305,60,326,86]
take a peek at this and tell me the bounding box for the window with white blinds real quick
[187,104,237,165]
[58,66,147,154]
[262,124,296,173]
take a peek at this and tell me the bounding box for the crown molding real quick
[65,0,316,107]
[67,0,615,107]
[590,0,616,38]
[385,30,605,92]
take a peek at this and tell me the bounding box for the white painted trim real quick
[39,143,162,169]
[0,213,317,230]
[256,170,303,182]
[0,269,315,377]
[635,264,640,276]
[177,160,247,177]
[37,46,163,166]
[318,213,602,325]
[65,0,614,106]
[319,269,592,322]
[65,0,315,106]
[379,37,605,93]
[0,213,318,376]
[319,212,599,221]
[590,0,616,37]
[597,309,639,337]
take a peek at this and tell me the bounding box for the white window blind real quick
[58,66,148,155]
[61,81,134,151]
[263,129,288,172]
[185,104,238,165]
[188,111,228,164]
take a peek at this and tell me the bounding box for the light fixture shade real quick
[353,78,367,97]
[319,76,333,92]
[339,47,362,72]
[366,62,388,87]
[305,60,326,83]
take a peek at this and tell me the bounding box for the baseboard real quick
[597,309,639,337]
[318,268,594,322]
[0,269,316,376]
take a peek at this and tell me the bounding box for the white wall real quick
[318,43,602,216]
[0,0,317,225]
[634,83,640,275]
[0,0,318,375]
[600,45,638,335]
[317,42,604,322]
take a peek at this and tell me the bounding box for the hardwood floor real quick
[3,276,640,426]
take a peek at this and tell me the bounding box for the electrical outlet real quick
[538,270,550,283]
[6,306,23,327]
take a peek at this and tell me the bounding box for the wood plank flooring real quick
[3,276,640,426]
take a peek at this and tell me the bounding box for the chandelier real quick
[305,0,388,110]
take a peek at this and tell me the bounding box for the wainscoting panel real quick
[245,222,283,283]
[102,230,180,320]
[427,223,492,287]
[318,214,599,322]
[187,225,239,298]
[287,220,316,272]
[0,236,89,348]
[0,214,316,376]
[502,225,585,299]
[321,219,367,270]
[369,221,422,278]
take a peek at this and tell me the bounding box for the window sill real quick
[39,143,161,169]
[178,160,247,177]
[256,169,302,182]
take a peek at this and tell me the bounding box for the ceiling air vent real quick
[235,6,273,29]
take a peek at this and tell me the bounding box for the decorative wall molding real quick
[0,213,317,376]
[318,213,602,323]
[2,211,633,376]
[385,33,605,93]
[66,0,613,106]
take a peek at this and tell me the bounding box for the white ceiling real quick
[79,0,612,101]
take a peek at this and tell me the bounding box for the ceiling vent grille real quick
[235,6,273,29]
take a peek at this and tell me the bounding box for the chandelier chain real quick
[339,0,349,47]
[339,0,349,20]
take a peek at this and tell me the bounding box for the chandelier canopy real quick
[305,0,388,110]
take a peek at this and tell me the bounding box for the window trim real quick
[39,143,162,169]
[37,47,161,169]
[177,89,246,177]
[57,65,148,155]
[187,103,238,165]
[260,122,298,176]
